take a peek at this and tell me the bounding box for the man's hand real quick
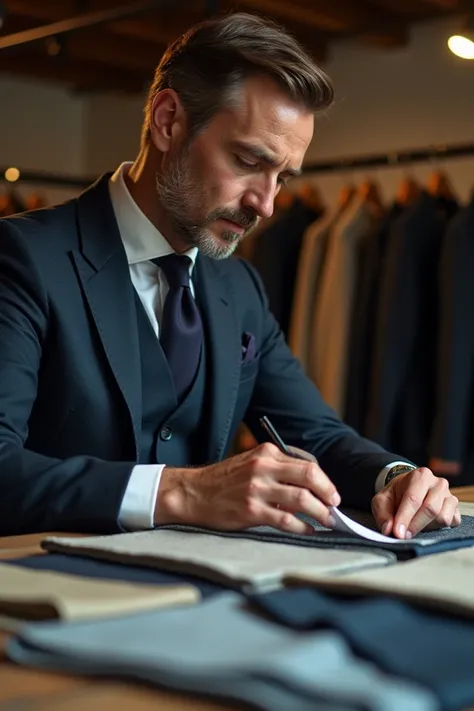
[371,467,461,539]
[154,443,341,535]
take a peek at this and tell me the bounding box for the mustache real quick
[205,208,259,231]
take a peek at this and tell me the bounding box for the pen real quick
[260,415,297,458]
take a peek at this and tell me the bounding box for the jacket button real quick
[160,427,172,441]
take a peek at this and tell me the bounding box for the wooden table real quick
[0,486,472,711]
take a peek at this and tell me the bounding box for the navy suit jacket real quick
[0,175,405,535]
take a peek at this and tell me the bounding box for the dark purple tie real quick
[154,254,203,401]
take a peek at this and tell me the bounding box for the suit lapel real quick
[71,175,142,457]
[195,256,241,462]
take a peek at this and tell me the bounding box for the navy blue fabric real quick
[250,587,474,711]
[134,288,209,468]
[5,554,226,598]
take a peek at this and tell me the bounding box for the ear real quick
[149,89,187,154]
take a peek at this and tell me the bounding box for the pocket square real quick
[241,331,257,365]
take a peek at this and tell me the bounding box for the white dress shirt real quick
[109,162,197,531]
[110,162,409,530]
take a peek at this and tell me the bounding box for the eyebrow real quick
[233,141,303,178]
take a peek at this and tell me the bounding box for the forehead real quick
[205,75,314,160]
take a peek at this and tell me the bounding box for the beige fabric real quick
[42,529,393,592]
[288,207,341,371]
[309,198,379,414]
[286,536,474,618]
[0,561,199,622]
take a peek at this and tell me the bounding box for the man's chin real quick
[195,229,241,260]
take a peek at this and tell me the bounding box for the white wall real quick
[307,16,474,204]
[0,75,86,204]
[83,93,144,176]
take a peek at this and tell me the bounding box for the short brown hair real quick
[141,12,334,147]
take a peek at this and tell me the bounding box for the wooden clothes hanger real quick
[359,177,385,213]
[295,182,325,213]
[274,185,295,211]
[396,173,422,206]
[338,182,357,210]
[427,169,456,200]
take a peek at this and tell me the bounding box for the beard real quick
[155,144,258,260]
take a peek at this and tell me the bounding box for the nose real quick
[242,179,276,220]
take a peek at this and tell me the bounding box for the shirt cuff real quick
[118,464,165,530]
[374,461,412,494]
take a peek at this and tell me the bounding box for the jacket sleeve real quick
[239,260,413,511]
[0,219,134,535]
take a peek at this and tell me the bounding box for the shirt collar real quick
[108,162,198,269]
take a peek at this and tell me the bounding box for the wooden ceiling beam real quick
[0,48,146,92]
[418,0,463,8]
[1,13,166,73]
[237,0,407,36]
[365,0,434,16]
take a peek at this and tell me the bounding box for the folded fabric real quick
[0,561,199,622]
[7,592,437,711]
[151,511,474,560]
[249,588,474,711]
[286,545,474,619]
[41,529,395,591]
[6,554,227,599]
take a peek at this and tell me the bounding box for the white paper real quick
[328,507,434,546]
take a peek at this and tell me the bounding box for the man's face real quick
[155,75,314,259]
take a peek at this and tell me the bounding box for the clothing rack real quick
[1,141,474,190]
[302,141,474,174]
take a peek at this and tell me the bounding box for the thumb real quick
[372,488,397,536]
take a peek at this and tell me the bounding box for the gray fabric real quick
[153,512,474,560]
[42,529,395,592]
[7,593,438,711]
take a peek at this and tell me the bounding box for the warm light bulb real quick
[448,34,474,59]
[4,167,20,182]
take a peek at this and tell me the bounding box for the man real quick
[0,13,460,538]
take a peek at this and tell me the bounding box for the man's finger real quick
[264,505,315,536]
[396,481,446,538]
[416,495,460,533]
[454,506,462,527]
[271,482,335,529]
[275,459,341,507]
[392,478,429,539]
[371,489,396,536]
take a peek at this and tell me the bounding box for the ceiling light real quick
[448,11,474,59]
[4,167,20,182]
[448,33,474,59]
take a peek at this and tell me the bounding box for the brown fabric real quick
[0,562,199,622]
[288,207,339,371]
[310,198,379,414]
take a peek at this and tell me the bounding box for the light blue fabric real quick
[7,593,437,711]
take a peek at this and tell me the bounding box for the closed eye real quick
[235,155,258,169]
[235,155,289,187]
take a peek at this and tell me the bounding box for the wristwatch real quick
[384,464,417,487]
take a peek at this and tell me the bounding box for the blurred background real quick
[1,0,474,482]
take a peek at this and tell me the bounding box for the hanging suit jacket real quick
[344,203,403,433]
[0,175,406,535]
[288,205,340,372]
[429,197,474,475]
[366,192,458,465]
[309,196,380,416]
[250,198,320,339]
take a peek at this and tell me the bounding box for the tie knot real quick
[154,254,191,288]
